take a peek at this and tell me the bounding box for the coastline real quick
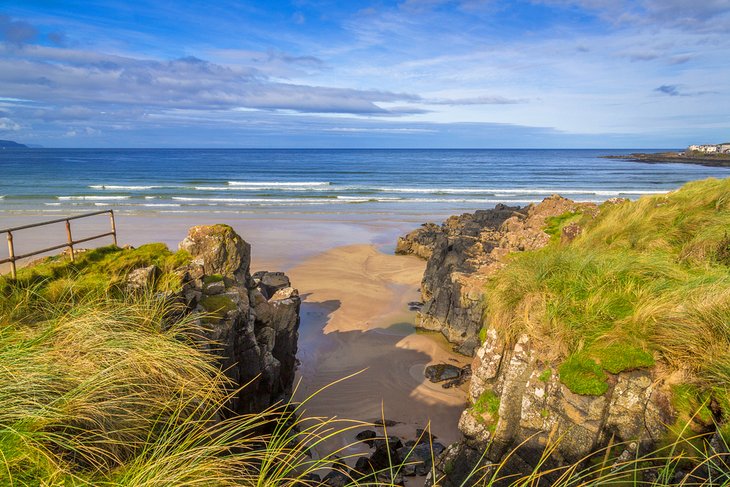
[603,151,730,168]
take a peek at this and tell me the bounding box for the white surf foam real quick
[227,181,331,188]
[90,185,160,190]
[58,196,131,201]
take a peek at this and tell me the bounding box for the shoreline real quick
[603,151,730,168]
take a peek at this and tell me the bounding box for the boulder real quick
[179,224,250,280]
[322,469,349,487]
[126,265,160,291]
[425,363,464,383]
[356,429,377,447]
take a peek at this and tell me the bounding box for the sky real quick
[0,0,728,148]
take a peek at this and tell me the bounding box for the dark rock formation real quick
[395,222,442,259]
[170,224,299,413]
[425,363,471,388]
[425,363,463,383]
[398,197,598,355]
[347,428,445,483]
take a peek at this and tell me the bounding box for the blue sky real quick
[0,0,728,148]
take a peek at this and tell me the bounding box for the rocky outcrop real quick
[395,222,442,259]
[400,200,679,485]
[178,225,300,413]
[140,224,300,414]
[317,427,447,485]
[398,197,597,355]
[427,330,674,485]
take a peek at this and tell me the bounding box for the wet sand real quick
[1,212,469,455]
[1,212,438,272]
[289,244,469,452]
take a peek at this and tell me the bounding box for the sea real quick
[1,148,728,218]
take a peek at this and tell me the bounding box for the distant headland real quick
[603,142,730,168]
[0,139,29,148]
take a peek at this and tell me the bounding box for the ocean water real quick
[1,148,728,217]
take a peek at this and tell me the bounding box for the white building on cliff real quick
[688,143,730,154]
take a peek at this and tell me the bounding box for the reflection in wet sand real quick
[289,245,470,456]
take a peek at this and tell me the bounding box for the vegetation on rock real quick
[471,390,500,432]
[483,177,730,437]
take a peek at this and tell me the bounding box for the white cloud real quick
[0,117,21,131]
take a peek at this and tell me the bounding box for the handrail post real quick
[65,219,74,262]
[109,210,118,246]
[7,230,16,279]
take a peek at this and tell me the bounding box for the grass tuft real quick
[483,178,730,405]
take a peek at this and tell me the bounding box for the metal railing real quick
[1,210,118,279]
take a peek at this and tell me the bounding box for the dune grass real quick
[483,178,730,445]
[0,278,386,486]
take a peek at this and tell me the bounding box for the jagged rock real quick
[415,428,438,444]
[126,265,160,291]
[396,222,442,259]
[351,456,375,480]
[402,197,695,485]
[356,429,377,447]
[376,471,405,486]
[399,198,598,356]
[179,224,250,280]
[397,442,446,476]
[370,436,404,470]
[258,271,291,298]
[441,329,675,484]
[427,443,492,487]
[322,469,349,487]
[176,225,300,414]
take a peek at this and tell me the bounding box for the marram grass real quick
[484,178,730,412]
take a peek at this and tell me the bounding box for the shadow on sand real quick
[293,298,467,452]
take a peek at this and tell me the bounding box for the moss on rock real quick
[559,354,608,396]
[199,294,237,321]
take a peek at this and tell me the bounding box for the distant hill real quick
[0,139,28,148]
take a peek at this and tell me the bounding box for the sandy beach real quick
[1,211,469,451]
[289,244,470,449]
